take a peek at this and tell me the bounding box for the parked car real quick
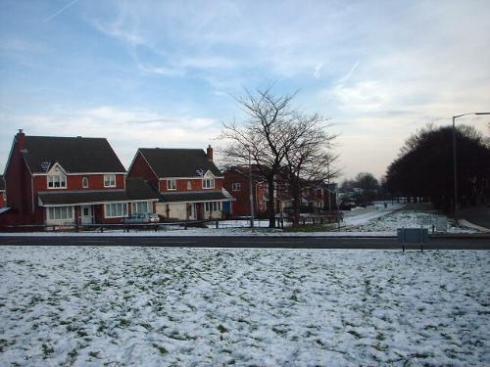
[124,213,160,224]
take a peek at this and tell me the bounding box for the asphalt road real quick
[1,235,490,249]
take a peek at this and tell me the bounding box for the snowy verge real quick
[1,247,489,366]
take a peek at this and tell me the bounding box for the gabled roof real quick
[0,175,5,191]
[126,178,159,201]
[138,148,222,178]
[22,136,126,174]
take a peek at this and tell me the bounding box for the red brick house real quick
[128,145,233,220]
[0,175,6,208]
[223,166,268,217]
[3,130,158,225]
[225,166,338,217]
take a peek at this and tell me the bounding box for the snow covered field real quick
[1,247,489,366]
[346,210,476,233]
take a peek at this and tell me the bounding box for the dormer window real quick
[167,179,177,191]
[104,174,116,188]
[47,174,67,189]
[202,172,215,190]
[82,177,89,189]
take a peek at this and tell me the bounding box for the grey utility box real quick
[397,228,429,243]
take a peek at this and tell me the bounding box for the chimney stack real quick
[207,145,213,162]
[17,129,26,152]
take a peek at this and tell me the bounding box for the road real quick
[459,206,490,230]
[1,235,490,249]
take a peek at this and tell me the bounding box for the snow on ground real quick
[346,210,477,233]
[215,219,272,228]
[342,202,404,226]
[1,247,489,366]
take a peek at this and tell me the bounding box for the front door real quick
[81,205,93,224]
[195,203,204,220]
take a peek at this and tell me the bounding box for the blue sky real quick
[1,0,489,179]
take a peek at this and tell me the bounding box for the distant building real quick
[128,145,233,220]
[0,175,6,208]
[225,166,338,217]
[3,130,158,225]
[223,166,268,217]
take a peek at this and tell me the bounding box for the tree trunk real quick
[292,181,301,227]
[267,176,276,228]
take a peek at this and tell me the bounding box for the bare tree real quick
[284,112,338,226]
[221,87,296,227]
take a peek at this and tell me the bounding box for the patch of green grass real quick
[284,224,334,232]
[139,322,153,331]
[347,330,362,339]
[77,329,88,337]
[67,348,79,361]
[118,318,131,328]
[217,324,229,333]
[89,351,101,359]
[42,343,54,359]
[152,343,168,355]
[0,338,10,353]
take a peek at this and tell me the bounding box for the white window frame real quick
[47,174,67,189]
[132,201,150,214]
[104,174,116,188]
[82,177,89,189]
[104,202,128,218]
[47,206,74,221]
[167,179,177,191]
[232,183,241,192]
[203,177,215,190]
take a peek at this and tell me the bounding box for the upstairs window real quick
[203,177,215,190]
[82,177,89,189]
[47,174,66,189]
[232,183,241,192]
[167,179,177,191]
[104,174,116,188]
[187,181,192,190]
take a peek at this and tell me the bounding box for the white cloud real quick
[4,0,490,180]
[0,106,222,172]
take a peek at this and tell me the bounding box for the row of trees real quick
[385,124,490,212]
[221,88,338,227]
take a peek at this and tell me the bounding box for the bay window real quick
[47,206,73,221]
[105,202,128,218]
[132,201,150,214]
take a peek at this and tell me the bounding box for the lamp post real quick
[452,112,490,217]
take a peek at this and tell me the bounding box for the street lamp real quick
[452,112,490,217]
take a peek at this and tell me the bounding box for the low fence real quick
[0,221,207,233]
[0,214,343,233]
